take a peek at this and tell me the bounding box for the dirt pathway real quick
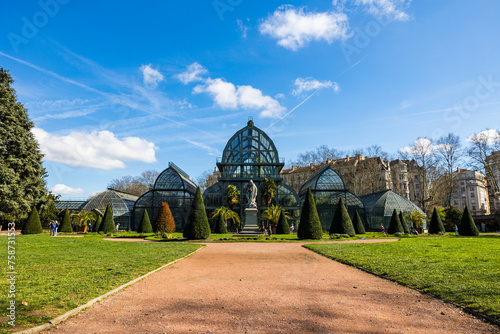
[48,243,498,333]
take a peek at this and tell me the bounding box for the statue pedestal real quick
[242,208,259,233]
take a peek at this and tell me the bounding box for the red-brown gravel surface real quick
[48,242,498,333]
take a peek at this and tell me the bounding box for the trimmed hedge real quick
[458,206,479,236]
[329,198,355,237]
[93,215,102,232]
[428,207,446,234]
[352,210,366,234]
[98,205,115,234]
[154,202,175,234]
[183,187,211,239]
[22,207,43,234]
[387,209,404,234]
[137,210,153,233]
[276,210,290,234]
[214,213,228,234]
[399,211,410,234]
[297,188,323,240]
[59,208,72,233]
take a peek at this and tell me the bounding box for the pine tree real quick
[458,206,479,236]
[214,213,228,234]
[352,210,366,234]
[154,202,176,235]
[93,214,102,232]
[21,207,43,234]
[297,188,323,240]
[329,198,355,237]
[183,187,210,239]
[59,208,72,233]
[0,68,47,224]
[276,210,290,234]
[387,209,404,234]
[399,211,410,234]
[428,207,446,234]
[98,205,115,233]
[137,210,153,233]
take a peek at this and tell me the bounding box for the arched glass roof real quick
[154,162,196,193]
[299,166,346,196]
[82,190,134,217]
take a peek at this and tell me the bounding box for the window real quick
[461,187,465,192]
[415,175,419,180]
[415,184,420,189]
[470,193,475,198]
[472,206,477,210]
[461,181,465,185]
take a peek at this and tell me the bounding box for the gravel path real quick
[48,242,498,333]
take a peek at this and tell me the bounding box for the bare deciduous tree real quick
[108,170,159,196]
[434,133,463,207]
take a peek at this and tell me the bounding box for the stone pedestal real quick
[242,208,259,233]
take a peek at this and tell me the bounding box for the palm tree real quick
[71,211,96,232]
[224,185,240,210]
[211,207,241,232]
[261,178,277,208]
[404,210,427,230]
[262,204,290,228]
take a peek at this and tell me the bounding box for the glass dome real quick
[82,190,138,230]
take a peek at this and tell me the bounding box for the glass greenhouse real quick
[82,190,138,230]
[133,162,196,231]
[299,166,366,230]
[361,190,426,230]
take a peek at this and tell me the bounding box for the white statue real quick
[245,180,258,208]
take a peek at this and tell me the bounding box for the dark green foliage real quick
[352,210,366,234]
[399,211,410,234]
[98,205,115,234]
[137,210,153,233]
[297,188,323,240]
[458,206,479,236]
[329,198,355,237]
[0,68,48,223]
[214,213,228,234]
[39,192,59,227]
[428,208,446,234]
[183,187,210,239]
[93,215,102,232]
[59,208,72,233]
[21,207,42,234]
[444,206,463,232]
[387,209,404,234]
[276,210,290,234]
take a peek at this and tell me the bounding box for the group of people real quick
[49,220,59,236]
[259,223,296,236]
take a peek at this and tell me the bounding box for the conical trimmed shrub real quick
[137,210,153,233]
[154,202,176,234]
[214,213,228,234]
[297,188,323,240]
[22,207,43,234]
[183,187,211,239]
[458,206,479,236]
[428,207,446,234]
[276,210,290,234]
[387,209,404,234]
[399,211,410,234]
[93,214,102,232]
[352,210,366,234]
[59,208,72,233]
[98,205,115,233]
[329,198,355,237]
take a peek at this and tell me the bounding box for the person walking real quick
[49,220,55,236]
[88,222,92,232]
[454,224,459,235]
[381,225,387,237]
[116,223,120,233]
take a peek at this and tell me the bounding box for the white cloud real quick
[292,77,339,96]
[33,128,158,170]
[468,129,500,145]
[140,64,164,87]
[237,19,250,38]
[399,138,434,155]
[176,62,208,85]
[193,78,286,118]
[355,0,411,21]
[259,5,351,51]
[51,184,85,195]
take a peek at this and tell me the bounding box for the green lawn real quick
[305,236,500,321]
[0,235,201,332]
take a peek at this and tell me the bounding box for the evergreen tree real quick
[329,198,355,237]
[276,210,290,234]
[98,205,115,233]
[214,213,228,234]
[137,210,153,233]
[428,207,446,234]
[387,209,404,234]
[399,211,410,234]
[0,68,47,224]
[154,202,176,235]
[21,207,43,234]
[93,214,102,232]
[458,206,479,236]
[297,188,323,240]
[352,210,366,234]
[183,187,210,239]
[59,208,72,233]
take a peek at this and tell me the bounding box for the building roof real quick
[361,190,424,217]
[54,201,87,210]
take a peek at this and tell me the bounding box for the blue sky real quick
[2,0,500,199]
